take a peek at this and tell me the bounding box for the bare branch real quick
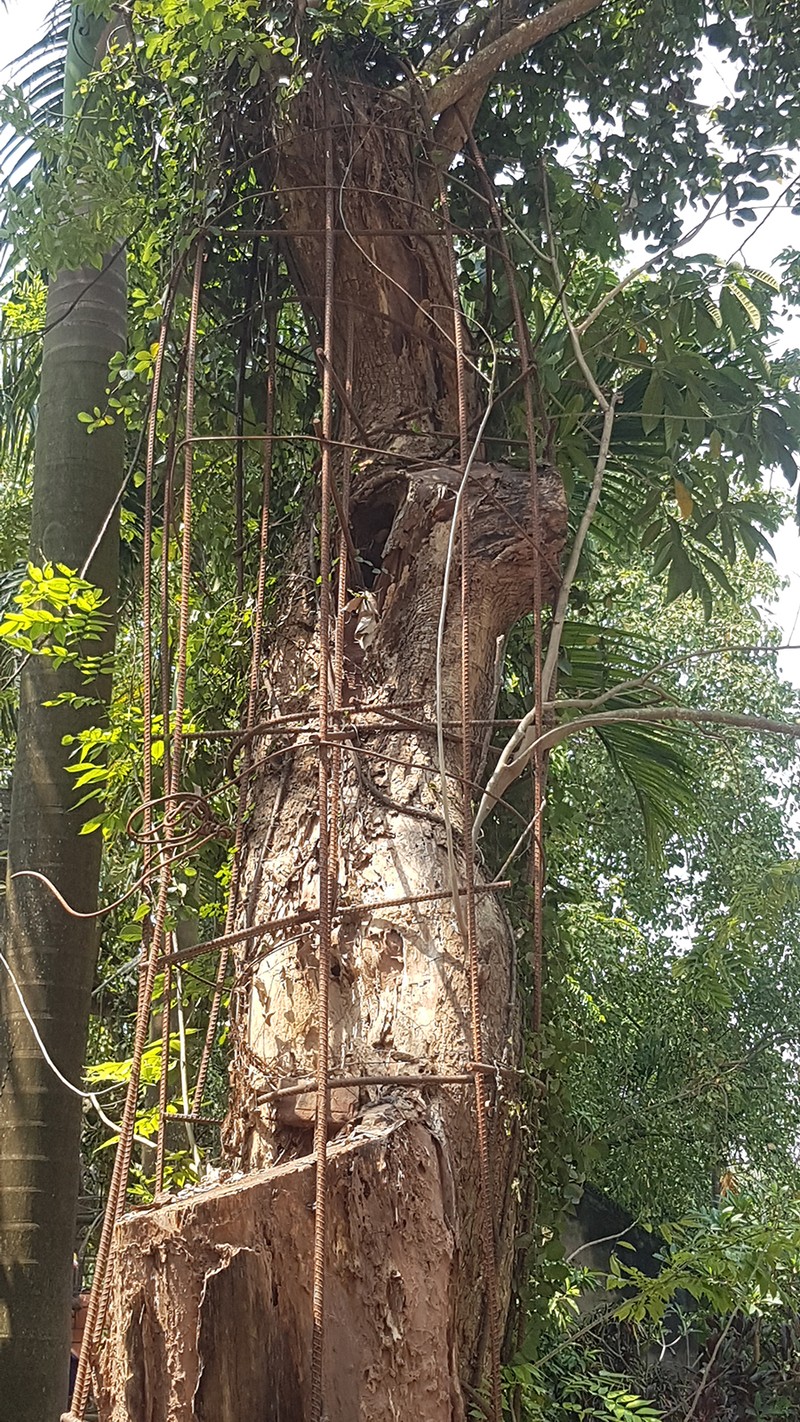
[473,160,617,839]
[542,159,610,416]
[422,0,606,117]
[540,158,616,700]
[682,1311,737,1422]
[472,399,615,839]
[542,398,615,688]
[548,642,800,716]
[475,704,800,837]
[476,636,800,838]
[424,0,526,158]
[424,1,524,86]
[576,194,726,337]
[537,704,800,755]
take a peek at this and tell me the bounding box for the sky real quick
[0,0,51,79]
[684,47,800,682]
[1,3,799,677]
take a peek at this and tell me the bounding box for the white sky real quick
[0,0,51,74]
[1,3,799,675]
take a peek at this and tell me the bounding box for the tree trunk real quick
[97,75,565,1420]
[0,250,125,1420]
[0,12,126,1415]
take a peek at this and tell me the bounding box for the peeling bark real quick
[97,460,564,1419]
[98,1120,466,1422]
[226,458,565,1181]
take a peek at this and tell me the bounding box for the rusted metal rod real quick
[257,1063,509,1103]
[157,881,512,968]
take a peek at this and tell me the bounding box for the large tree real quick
[2,0,800,1418]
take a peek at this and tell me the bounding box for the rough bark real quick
[97,1119,467,1422]
[97,74,566,1420]
[271,79,472,458]
[97,460,565,1419]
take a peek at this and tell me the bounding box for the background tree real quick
[544,553,800,1213]
[0,8,126,1419]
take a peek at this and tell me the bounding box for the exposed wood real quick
[97,1119,469,1422]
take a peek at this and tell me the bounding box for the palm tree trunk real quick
[0,9,126,1416]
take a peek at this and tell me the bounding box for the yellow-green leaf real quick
[727,283,761,330]
[673,479,694,520]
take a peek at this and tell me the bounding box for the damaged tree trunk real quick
[97,76,566,1421]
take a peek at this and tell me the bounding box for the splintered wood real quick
[96,1118,463,1422]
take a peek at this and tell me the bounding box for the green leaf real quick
[641,373,663,436]
[666,543,694,602]
[726,282,761,330]
[746,267,780,293]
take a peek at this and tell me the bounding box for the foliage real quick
[506,1187,800,1421]
[542,553,800,1215]
[611,1187,800,1325]
[0,561,110,672]
[493,554,800,1417]
[2,0,800,1397]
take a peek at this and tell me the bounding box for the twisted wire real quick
[328,309,355,875]
[462,126,546,1030]
[154,957,172,1192]
[438,165,504,1422]
[140,285,176,1199]
[141,282,174,873]
[463,123,547,1405]
[152,243,206,1189]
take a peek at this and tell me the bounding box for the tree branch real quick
[475,704,800,840]
[540,705,800,753]
[424,0,526,158]
[422,0,606,117]
[471,395,612,842]
[576,194,726,337]
[424,1,524,84]
[472,161,617,839]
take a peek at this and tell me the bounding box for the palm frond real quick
[557,620,657,693]
[557,621,697,858]
[0,4,69,468]
[595,721,696,859]
[1,0,70,288]
[0,300,40,473]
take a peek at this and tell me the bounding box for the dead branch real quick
[477,704,800,834]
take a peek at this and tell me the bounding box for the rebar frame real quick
[59,129,552,1422]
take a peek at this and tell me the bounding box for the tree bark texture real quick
[272,80,472,458]
[0,254,125,1422]
[97,77,566,1420]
